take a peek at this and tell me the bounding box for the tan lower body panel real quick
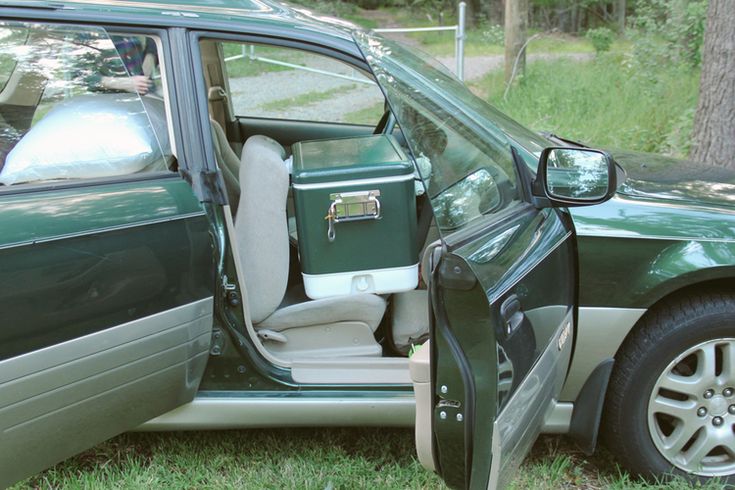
[0,298,213,488]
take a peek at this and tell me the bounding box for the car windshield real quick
[354,32,550,231]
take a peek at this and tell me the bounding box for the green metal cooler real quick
[292,135,418,299]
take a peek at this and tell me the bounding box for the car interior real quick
[199,38,439,382]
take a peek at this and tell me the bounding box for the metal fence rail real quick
[224,1,467,82]
[374,1,466,80]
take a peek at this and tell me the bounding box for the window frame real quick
[0,20,185,196]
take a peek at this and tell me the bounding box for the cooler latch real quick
[325,190,381,242]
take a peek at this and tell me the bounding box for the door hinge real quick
[222,275,240,307]
[210,328,224,356]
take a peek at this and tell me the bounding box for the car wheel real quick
[603,292,735,484]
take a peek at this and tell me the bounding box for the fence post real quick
[456,1,466,81]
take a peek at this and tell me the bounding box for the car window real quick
[221,42,385,125]
[0,22,172,187]
[355,32,522,232]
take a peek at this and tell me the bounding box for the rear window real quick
[0,22,171,187]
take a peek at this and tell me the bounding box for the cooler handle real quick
[325,190,382,243]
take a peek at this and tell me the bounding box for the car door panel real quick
[0,298,212,486]
[236,116,374,148]
[0,176,215,486]
[429,207,575,489]
[488,308,573,489]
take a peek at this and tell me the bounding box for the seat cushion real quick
[257,288,387,332]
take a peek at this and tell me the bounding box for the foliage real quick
[481,54,700,157]
[585,27,614,54]
[482,23,505,45]
[630,0,708,68]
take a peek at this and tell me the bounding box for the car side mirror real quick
[532,147,617,208]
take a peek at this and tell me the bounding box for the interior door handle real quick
[500,294,524,336]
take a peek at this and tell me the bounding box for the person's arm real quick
[99,75,152,94]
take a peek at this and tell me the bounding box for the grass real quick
[473,54,700,158]
[14,431,729,489]
[223,43,301,78]
[15,429,444,489]
[343,101,385,125]
[258,85,358,113]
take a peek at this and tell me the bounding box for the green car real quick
[0,1,733,488]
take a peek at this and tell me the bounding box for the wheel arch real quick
[560,273,735,403]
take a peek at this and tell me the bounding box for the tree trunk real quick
[690,0,735,167]
[613,0,626,31]
[504,0,528,83]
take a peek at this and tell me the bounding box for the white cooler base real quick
[302,263,419,299]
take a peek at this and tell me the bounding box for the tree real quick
[504,0,528,83]
[690,0,735,167]
[613,0,626,31]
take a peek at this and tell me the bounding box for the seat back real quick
[235,135,290,323]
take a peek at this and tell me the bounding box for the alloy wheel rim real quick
[648,338,735,477]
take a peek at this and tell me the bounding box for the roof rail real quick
[0,1,65,9]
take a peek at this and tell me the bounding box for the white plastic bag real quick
[0,93,169,185]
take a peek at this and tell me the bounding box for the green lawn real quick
[472,54,700,158]
[14,430,727,489]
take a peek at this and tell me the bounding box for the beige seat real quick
[210,119,244,211]
[234,135,386,360]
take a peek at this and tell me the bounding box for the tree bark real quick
[504,0,528,83]
[690,0,735,167]
[613,0,626,31]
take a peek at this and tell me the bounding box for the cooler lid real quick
[292,135,413,185]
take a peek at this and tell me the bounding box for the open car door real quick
[0,20,215,487]
[356,32,617,489]
[412,204,576,490]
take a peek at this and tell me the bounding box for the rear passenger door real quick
[0,21,215,487]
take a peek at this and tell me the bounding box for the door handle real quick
[500,294,524,336]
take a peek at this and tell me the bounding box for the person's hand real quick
[130,75,153,95]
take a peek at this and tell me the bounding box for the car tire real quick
[602,292,735,485]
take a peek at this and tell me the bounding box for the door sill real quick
[290,357,411,384]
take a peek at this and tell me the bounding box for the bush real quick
[482,23,504,45]
[631,0,707,69]
[586,27,614,54]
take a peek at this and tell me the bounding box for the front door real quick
[420,205,576,490]
[356,33,580,489]
[0,20,215,486]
